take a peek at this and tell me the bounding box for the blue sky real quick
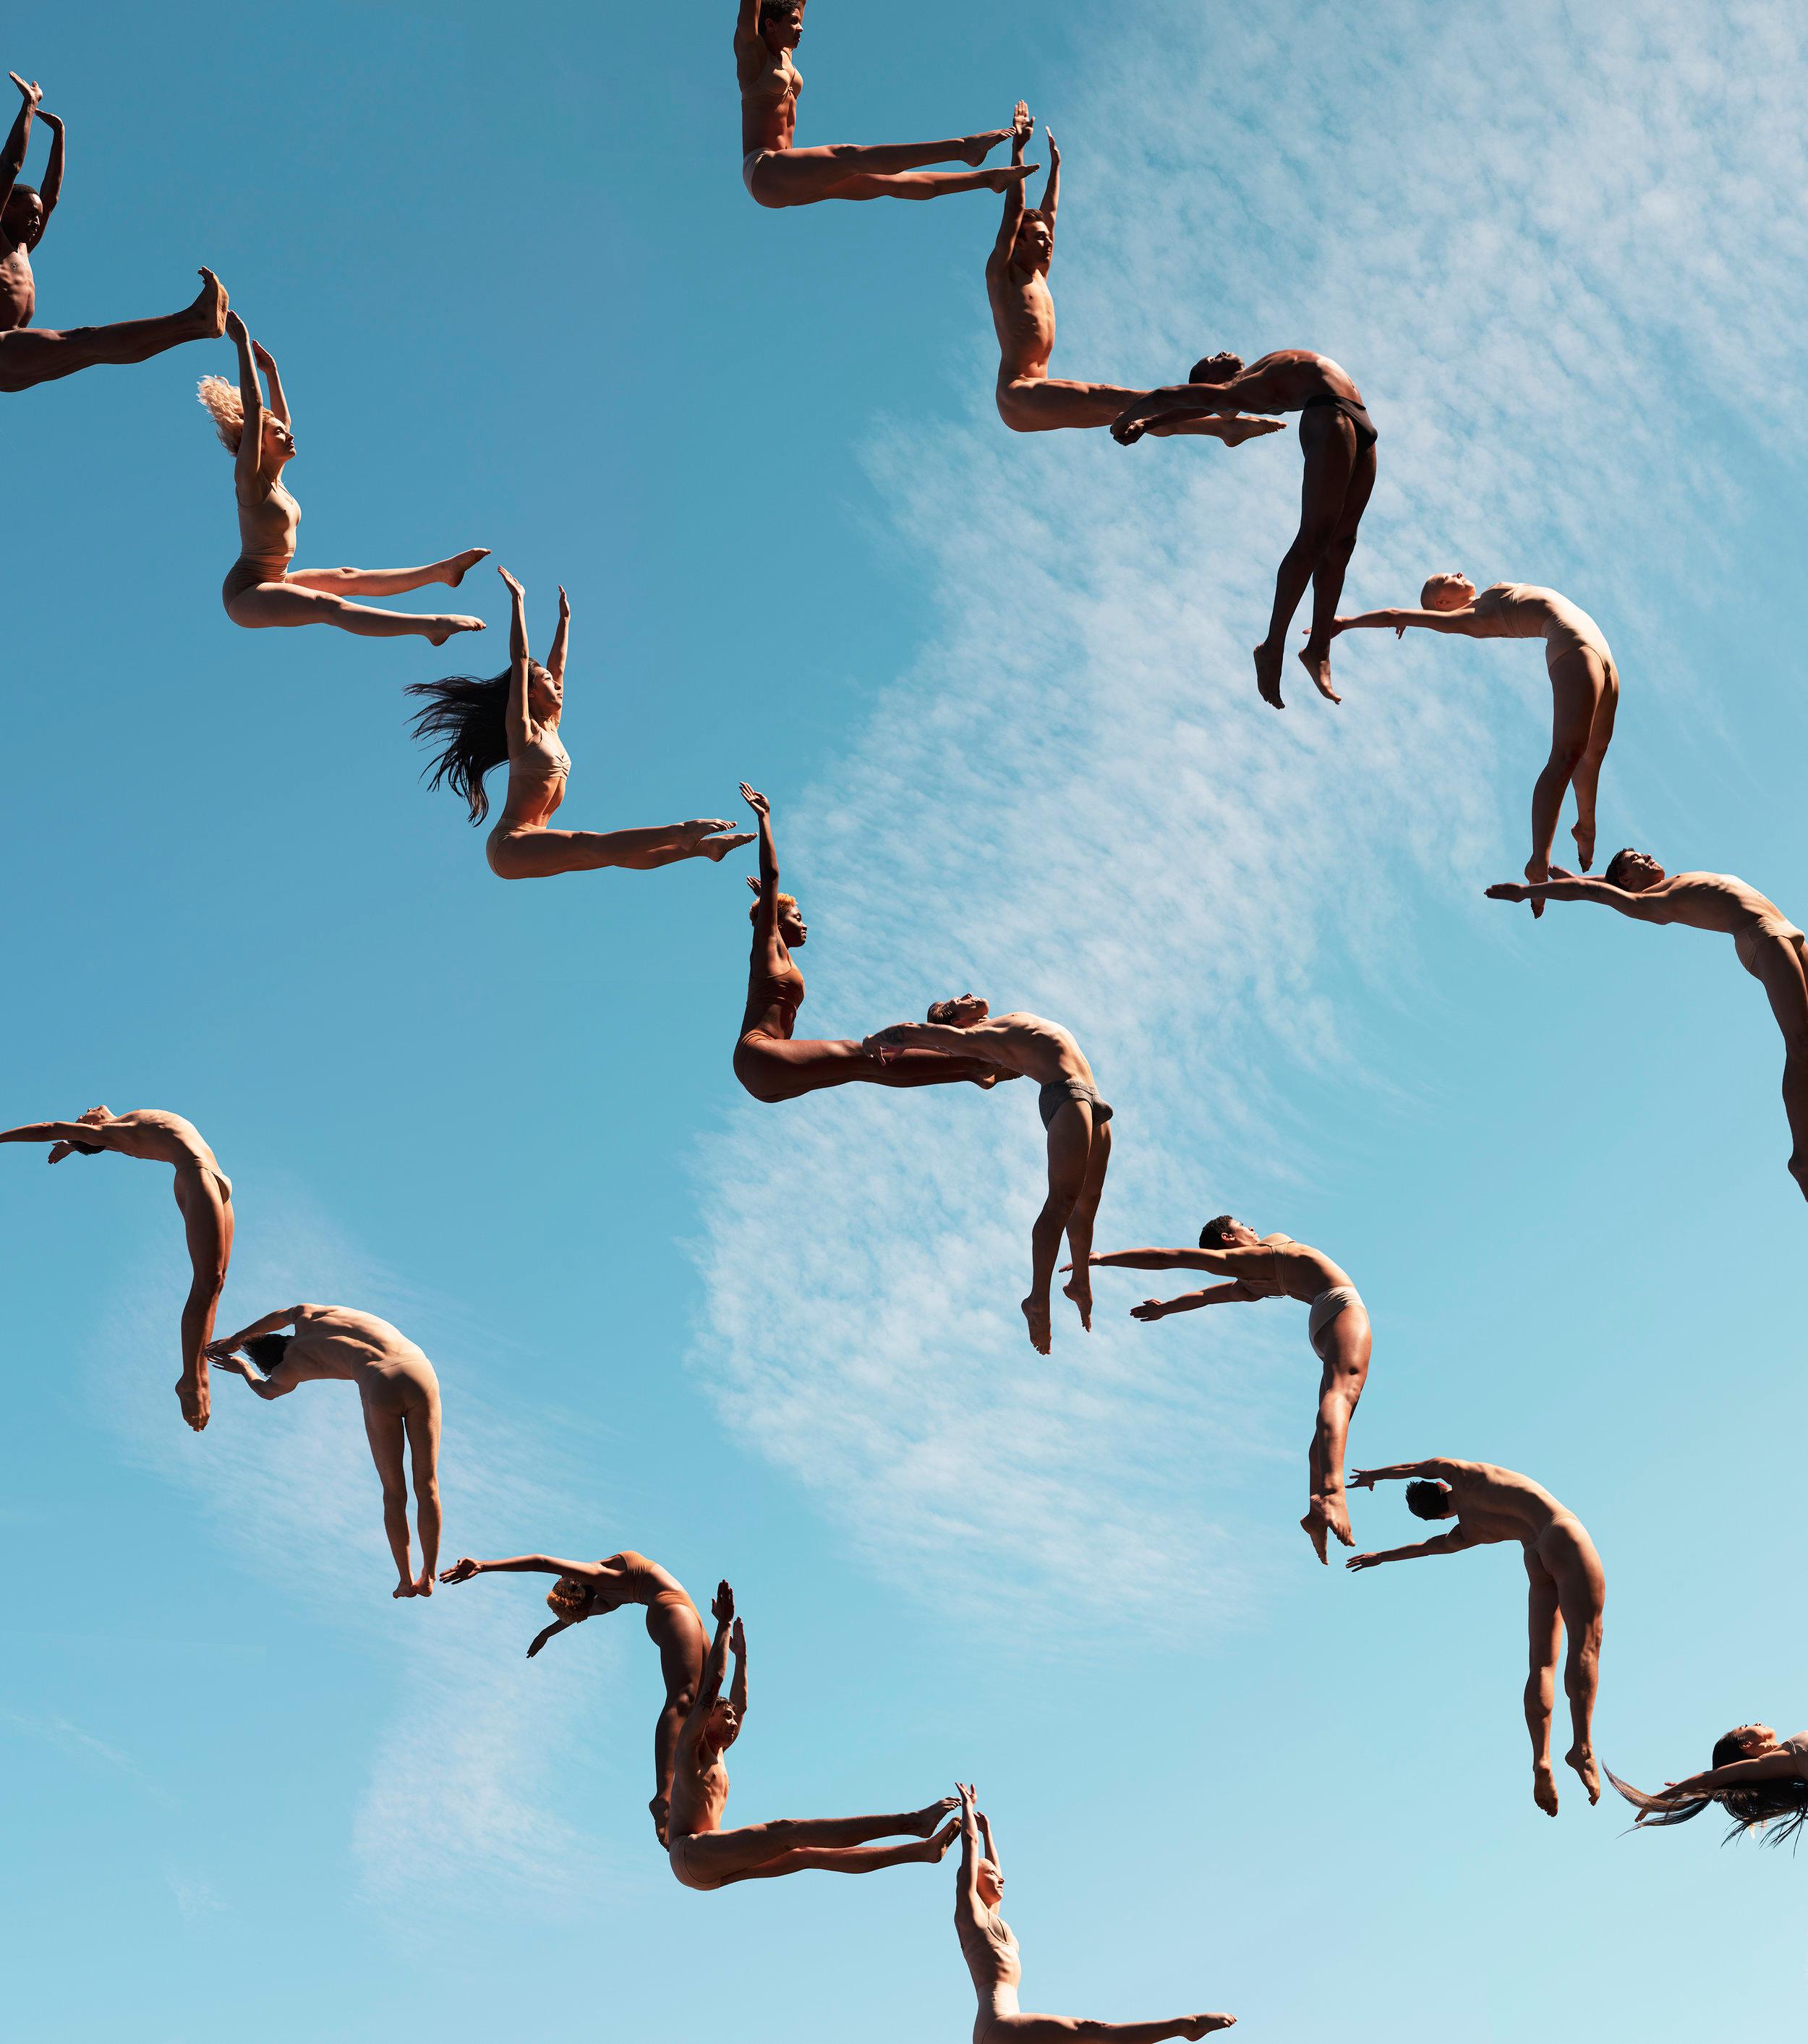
[3,2,1807,2039]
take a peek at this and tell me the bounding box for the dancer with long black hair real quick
[1608,1726,1808,1848]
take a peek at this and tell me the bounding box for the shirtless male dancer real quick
[1332,575,1620,905]
[439,1548,706,1841]
[1487,856,1808,1200]
[1112,352,1377,710]
[0,1105,233,1432]
[664,1581,960,1891]
[207,1304,441,1600]
[954,1784,1235,2044]
[0,71,226,395]
[864,997,1110,1355]
[1078,1218,1370,1562]
[988,103,1279,449]
[1347,1457,1606,1816]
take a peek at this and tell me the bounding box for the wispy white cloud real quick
[3,1706,175,1807]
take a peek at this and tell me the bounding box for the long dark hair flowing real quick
[406,671,511,824]
[1612,1734,1808,1850]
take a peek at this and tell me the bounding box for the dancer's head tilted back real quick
[195,374,294,467]
[406,660,559,825]
[749,881,806,946]
[974,1851,1004,1907]
[1404,1479,1455,1520]
[926,994,990,1026]
[1603,847,1664,891]
[1640,1725,1808,1847]
[1420,571,1476,610]
[1198,1214,1257,1248]
[1188,352,1246,385]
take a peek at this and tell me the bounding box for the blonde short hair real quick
[196,374,246,453]
[751,890,799,927]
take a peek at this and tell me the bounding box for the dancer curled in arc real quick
[1078,1217,1370,1563]
[735,784,1006,1102]
[1608,1724,1808,1849]
[864,998,1109,1355]
[207,1304,440,1600]
[1112,352,1377,710]
[989,105,1278,449]
[439,1548,705,1841]
[409,567,753,879]
[1,70,226,394]
[955,1784,1235,2043]
[665,1580,960,1890]
[197,310,487,643]
[1332,575,1619,906]
[735,0,1030,209]
[1487,856,1808,1201]
[0,1106,231,1433]
[1347,1458,1605,1816]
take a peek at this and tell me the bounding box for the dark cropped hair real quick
[67,1140,103,1156]
[1189,352,1245,384]
[7,181,39,207]
[1603,848,1642,888]
[927,999,962,1026]
[1405,1481,1451,1520]
[1197,1214,1238,1248]
[244,1333,294,1373]
[760,0,803,20]
[406,672,512,824]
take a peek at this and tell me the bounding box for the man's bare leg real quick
[404,1399,440,1596]
[1524,1554,1563,1816]
[1567,671,1619,870]
[754,142,1028,208]
[1297,443,1377,704]
[363,1406,417,1598]
[992,2017,1237,2042]
[285,548,490,596]
[1059,1121,1113,1330]
[1255,417,1357,709]
[0,268,226,394]
[1024,1104,1091,1354]
[730,1823,960,1881]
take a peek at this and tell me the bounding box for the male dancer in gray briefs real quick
[1078,1219,1370,1562]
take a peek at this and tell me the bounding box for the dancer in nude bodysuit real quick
[1347,1458,1605,1817]
[1608,1724,1808,1847]
[1486,856,1808,1200]
[0,1106,232,1433]
[409,567,753,878]
[989,105,1278,448]
[864,998,1110,1355]
[1078,1218,1370,1562]
[665,1581,960,1890]
[954,1784,1235,2043]
[735,785,1005,1102]
[207,1304,441,1600]
[197,311,486,642]
[1112,353,1377,710]
[1332,576,1620,906]
[0,72,226,393]
[438,1548,707,1841]
[735,0,1030,209]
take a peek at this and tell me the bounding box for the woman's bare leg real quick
[172,1169,233,1435]
[1522,1551,1563,1816]
[1023,1104,1092,1355]
[402,1392,441,1596]
[1748,937,1808,1198]
[679,1798,958,1881]
[1300,1305,1371,1562]
[753,143,1031,208]
[1549,1536,1605,1805]
[1526,646,1606,908]
[283,548,490,597]
[1297,443,1378,704]
[489,822,754,879]
[0,269,226,393]
[361,1402,418,1598]
[735,1036,1006,1102]
[226,580,484,643]
[1255,413,1358,709]
[649,1614,705,1841]
[1567,660,1620,870]
[1058,1120,1114,1329]
[990,2017,1236,2042]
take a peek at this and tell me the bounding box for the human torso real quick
[604,1549,682,1609]
[670,1730,731,1838]
[1474,585,1611,663]
[740,41,801,154]
[1449,1462,1570,1548]
[1663,872,1794,945]
[1259,1234,1351,1303]
[236,479,301,572]
[959,1904,1023,2011]
[990,261,1056,381]
[97,1110,218,1174]
[498,719,571,830]
[969,1012,1091,1084]
[286,1306,434,1391]
[1237,350,1360,413]
[1777,1732,1808,1773]
[741,937,806,1041]
[0,238,34,330]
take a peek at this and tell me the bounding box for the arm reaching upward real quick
[250,338,290,425]
[989,102,1033,271]
[547,584,571,687]
[498,566,532,748]
[1039,127,1059,233]
[728,1615,749,1721]
[955,1782,984,1917]
[1,73,39,218]
[691,1581,735,1716]
[740,785,788,975]
[32,101,61,231]
[439,1554,608,1584]
[224,310,267,503]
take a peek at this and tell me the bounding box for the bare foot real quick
[1532,1761,1559,1816]
[1020,1294,1052,1355]
[1253,642,1286,710]
[1061,1270,1093,1332]
[1316,1489,1355,1549]
[1214,416,1285,447]
[1572,817,1596,869]
[190,267,228,336]
[1299,1504,1331,1565]
[413,1571,435,1598]
[909,1795,960,1836]
[1566,1744,1601,1805]
[1296,642,1342,704]
[915,1818,960,1863]
[985,164,1038,193]
[1525,853,1548,920]
[176,1372,210,1434]
[961,128,1011,164]
[1182,2022,1238,2040]
[441,548,491,587]
[422,616,486,647]
[392,1580,417,1600]
[679,818,738,840]
[696,832,756,863]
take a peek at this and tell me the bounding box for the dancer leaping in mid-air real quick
[1608,1724,1808,1849]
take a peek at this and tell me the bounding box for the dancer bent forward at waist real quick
[1078,1216,1369,1562]
[1347,1457,1605,1816]
[864,997,1110,1355]
[1608,1723,1808,1849]
[438,1547,706,1842]
[665,1580,959,1890]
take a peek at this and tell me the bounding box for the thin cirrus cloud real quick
[687,0,1808,1624]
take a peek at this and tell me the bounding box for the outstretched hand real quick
[438,1557,483,1585]
[1130,1298,1169,1322]
[1346,1469,1377,1491]
[495,563,526,599]
[558,584,571,619]
[250,338,276,369]
[740,783,770,817]
[730,1616,746,1656]
[224,309,249,344]
[1345,1552,1381,1571]
[1011,101,1032,147]
[1044,126,1059,166]
[712,1579,735,1625]
[9,73,43,108]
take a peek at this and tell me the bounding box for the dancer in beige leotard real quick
[735,1,1029,209]
[1488,855,1808,1200]
[1077,1218,1370,1562]
[207,1304,441,1599]
[438,1547,707,1841]
[1347,1458,1606,1815]
[0,1106,233,1432]
[955,1785,1235,2043]
[197,311,486,643]
[665,1581,960,1890]
[1608,1723,1808,1847]
[409,567,753,878]
[864,999,1109,1355]
[0,71,226,393]
[1331,576,1621,905]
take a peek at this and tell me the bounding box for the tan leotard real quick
[742,43,801,171]
[222,482,301,607]
[1475,584,1613,670]
[960,1903,1026,2044]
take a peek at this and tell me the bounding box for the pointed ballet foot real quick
[699,832,757,863]
[961,127,1011,165]
[1571,819,1596,871]
[1253,644,1286,710]
[1532,1761,1560,1816]
[423,616,486,647]
[1299,1507,1331,1566]
[1020,1295,1052,1355]
[1566,1744,1601,1805]
[443,548,491,588]
[1296,643,1342,704]
[412,1572,435,1598]
[917,1818,960,1863]
[910,1795,960,1836]
[1182,2021,1238,2040]
[1060,1274,1093,1332]
[176,1374,210,1433]
[1216,416,1285,447]
[984,163,1038,193]
[1524,856,1548,919]
[393,1581,417,1599]
[192,267,229,337]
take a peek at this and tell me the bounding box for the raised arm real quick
[1129,1282,1265,1322]
[0,1117,119,1151]
[1,73,39,217]
[498,566,532,746]
[32,102,61,229]
[250,338,289,426]
[1347,1460,1464,1486]
[741,785,786,969]
[546,584,571,687]
[690,1581,735,1719]
[863,1021,988,1058]
[955,1782,984,1916]
[989,102,1033,271]
[728,1614,749,1721]
[733,0,765,69]
[439,1554,609,1584]
[1346,1529,1472,1570]
[224,310,267,502]
[1039,127,1059,233]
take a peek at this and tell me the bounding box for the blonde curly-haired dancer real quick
[197,311,487,642]
[735,0,1030,209]
[954,1785,1236,2043]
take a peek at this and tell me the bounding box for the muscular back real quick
[975,1011,1092,1084]
[286,1305,428,1383]
[1445,1461,1572,1546]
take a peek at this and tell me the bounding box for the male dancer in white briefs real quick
[1347,1457,1605,1817]
[1078,1218,1368,1561]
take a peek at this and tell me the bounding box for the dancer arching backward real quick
[1078,1218,1369,1563]
[197,311,486,644]
[735,785,1006,1102]
[955,1784,1235,2044]
[207,1304,440,1600]
[864,998,1109,1355]
[990,106,1279,448]
[665,1580,960,1890]
[1486,856,1808,1201]
[1347,1458,1605,1817]
[409,568,753,879]
[1331,576,1620,905]
[735,0,1028,209]
[1608,1724,1808,1849]
[0,1106,231,1433]
[1,71,226,393]
[1112,353,1377,710]
[438,1549,706,1842]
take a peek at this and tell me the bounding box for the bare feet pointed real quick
[1525,854,1548,919]
[1061,1270,1093,1331]
[699,831,757,863]
[424,616,486,647]
[1533,1761,1560,1816]
[192,268,228,336]
[176,1374,210,1433]
[1572,818,1596,870]
[963,128,1012,165]
[1020,1295,1052,1355]
[393,1581,417,1599]
[1566,1744,1601,1805]
[1254,643,1287,710]
[1216,416,1285,447]
[1182,2022,1238,2040]
[443,548,491,587]
[986,164,1038,193]
[1296,643,1342,704]
[919,1818,961,1862]
[912,1794,960,1835]
[1299,1505,1331,1565]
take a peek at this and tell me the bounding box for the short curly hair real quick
[751,890,799,927]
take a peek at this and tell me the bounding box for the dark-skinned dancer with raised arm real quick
[664,1582,959,1890]
[1078,1217,1368,1562]
[0,70,226,393]
[1347,1458,1606,1816]
[438,1549,706,1843]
